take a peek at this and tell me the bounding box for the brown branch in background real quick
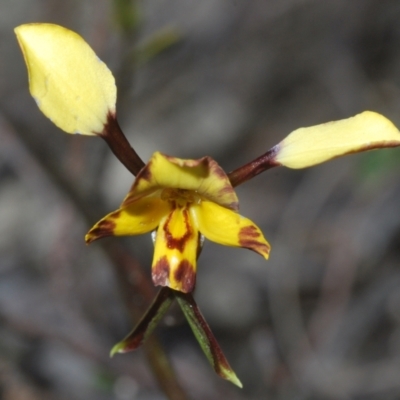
[144,336,189,400]
[228,146,280,187]
[0,112,189,400]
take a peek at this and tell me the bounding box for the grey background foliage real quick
[1,0,400,399]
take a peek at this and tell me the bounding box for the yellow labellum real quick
[275,111,400,169]
[15,23,116,135]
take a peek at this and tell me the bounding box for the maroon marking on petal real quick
[164,154,210,170]
[211,162,229,180]
[215,186,239,210]
[174,260,196,293]
[340,141,400,156]
[152,256,170,287]
[86,215,119,243]
[218,185,236,195]
[240,226,260,239]
[136,161,153,182]
[238,226,270,256]
[164,208,193,252]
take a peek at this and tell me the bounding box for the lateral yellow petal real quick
[191,201,270,259]
[122,152,239,211]
[152,208,198,293]
[15,23,116,136]
[85,197,169,243]
[275,111,400,169]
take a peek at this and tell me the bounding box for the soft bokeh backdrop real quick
[1,0,400,399]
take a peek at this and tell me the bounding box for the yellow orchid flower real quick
[14,23,400,296]
[86,152,270,293]
[14,22,400,388]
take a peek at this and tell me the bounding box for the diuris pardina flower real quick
[15,22,270,294]
[15,23,400,292]
[85,151,270,293]
[15,22,400,387]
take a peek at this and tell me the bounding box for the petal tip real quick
[238,225,271,259]
[110,342,124,358]
[85,217,117,243]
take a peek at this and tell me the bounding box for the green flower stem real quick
[175,292,242,388]
[111,287,174,356]
[144,335,188,400]
[113,0,141,33]
[134,27,182,66]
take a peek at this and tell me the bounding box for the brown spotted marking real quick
[86,213,120,243]
[136,161,153,182]
[238,225,270,256]
[174,260,196,293]
[216,185,239,211]
[210,160,229,180]
[163,208,193,252]
[152,256,170,287]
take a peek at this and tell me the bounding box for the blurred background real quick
[1,0,400,399]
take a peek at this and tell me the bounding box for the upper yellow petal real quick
[85,196,169,243]
[122,152,239,211]
[274,111,400,169]
[15,23,116,136]
[152,207,199,293]
[190,201,270,259]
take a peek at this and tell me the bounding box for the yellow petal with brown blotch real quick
[15,23,116,136]
[274,111,400,169]
[152,207,199,293]
[190,201,270,259]
[122,152,239,211]
[85,196,169,243]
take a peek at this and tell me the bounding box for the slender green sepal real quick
[135,27,182,65]
[110,287,174,356]
[175,292,242,388]
[113,0,141,33]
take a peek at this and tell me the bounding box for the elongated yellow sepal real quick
[275,111,400,169]
[15,23,116,135]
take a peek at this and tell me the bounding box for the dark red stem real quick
[100,113,145,176]
[228,145,281,187]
